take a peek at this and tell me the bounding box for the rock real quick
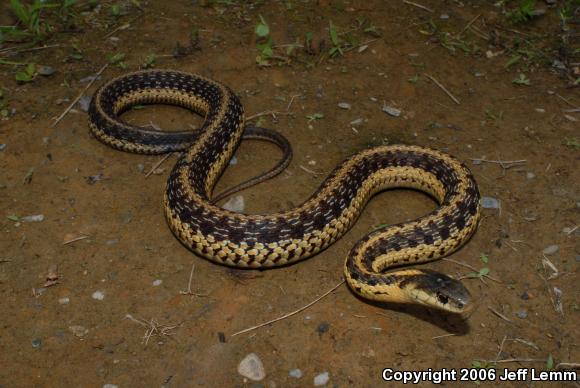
[515,310,528,319]
[92,290,105,300]
[80,75,101,83]
[542,245,559,255]
[69,325,88,337]
[229,156,238,165]
[526,172,535,179]
[314,372,329,386]
[317,322,330,335]
[103,385,118,388]
[0,144,6,151]
[289,369,302,379]
[152,279,162,286]
[481,197,500,209]
[21,214,44,222]
[350,118,364,126]
[37,65,55,76]
[77,96,92,112]
[31,338,42,349]
[382,103,401,117]
[222,195,245,213]
[59,297,70,305]
[337,102,351,110]
[237,353,266,381]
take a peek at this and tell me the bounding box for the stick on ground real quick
[52,63,110,127]
[425,74,461,105]
[231,280,344,337]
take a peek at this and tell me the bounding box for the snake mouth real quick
[408,270,473,314]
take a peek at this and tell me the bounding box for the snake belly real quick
[89,70,481,314]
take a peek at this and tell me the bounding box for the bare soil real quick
[0,1,578,387]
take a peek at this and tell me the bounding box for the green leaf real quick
[10,0,30,27]
[479,267,490,277]
[480,253,489,264]
[408,74,419,84]
[546,354,554,371]
[306,112,324,121]
[7,215,20,222]
[23,167,34,184]
[329,20,339,46]
[505,54,521,68]
[512,73,531,85]
[255,15,269,37]
[107,53,126,64]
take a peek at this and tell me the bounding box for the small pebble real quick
[289,369,303,379]
[37,65,55,76]
[314,372,330,386]
[542,245,559,255]
[152,279,162,286]
[31,338,42,349]
[34,287,47,296]
[106,239,119,245]
[80,75,101,83]
[136,164,145,173]
[382,104,401,117]
[526,172,535,179]
[229,156,238,165]
[535,108,545,113]
[337,102,351,110]
[440,13,450,20]
[308,160,317,166]
[69,325,88,337]
[317,322,330,335]
[0,144,6,151]
[92,290,105,300]
[77,96,91,112]
[222,195,245,213]
[237,353,266,381]
[103,384,118,388]
[515,310,528,319]
[481,196,500,209]
[87,173,104,184]
[59,297,70,305]
[21,214,44,222]
[350,118,364,126]
[369,96,377,102]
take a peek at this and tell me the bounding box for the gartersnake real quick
[89,70,481,314]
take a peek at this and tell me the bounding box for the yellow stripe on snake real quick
[89,70,481,314]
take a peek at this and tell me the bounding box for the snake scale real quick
[89,70,481,314]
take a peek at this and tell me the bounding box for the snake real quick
[88,69,481,314]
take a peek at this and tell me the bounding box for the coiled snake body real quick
[89,70,481,314]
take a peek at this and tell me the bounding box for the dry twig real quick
[403,0,434,13]
[180,263,209,297]
[145,153,174,178]
[488,306,513,323]
[52,63,110,127]
[231,280,344,337]
[425,74,460,105]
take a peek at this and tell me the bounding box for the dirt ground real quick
[1,1,579,387]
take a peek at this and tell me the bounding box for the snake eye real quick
[437,292,449,305]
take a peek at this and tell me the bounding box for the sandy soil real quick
[0,1,578,387]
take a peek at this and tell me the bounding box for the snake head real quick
[408,270,472,314]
